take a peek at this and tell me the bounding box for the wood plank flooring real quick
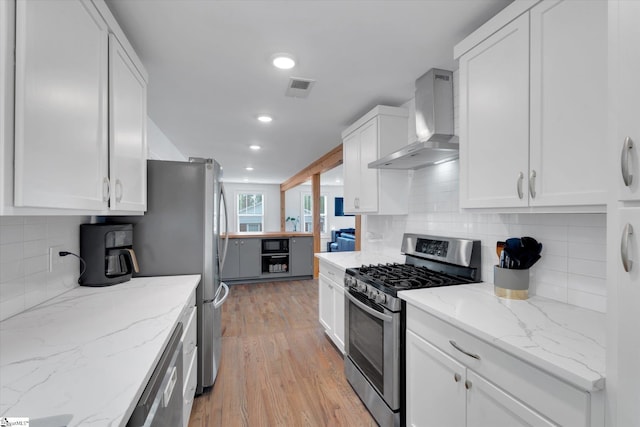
[188,280,376,427]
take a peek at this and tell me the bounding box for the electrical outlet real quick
[48,245,64,273]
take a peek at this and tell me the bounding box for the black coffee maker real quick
[79,223,140,286]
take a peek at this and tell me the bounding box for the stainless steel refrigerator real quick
[114,159,230,394]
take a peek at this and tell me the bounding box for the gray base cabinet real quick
[221,236,313,282]
[221,239,260,280]
[290,237,313,277]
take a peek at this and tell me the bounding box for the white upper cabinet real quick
[14,0,109,210]
[614,0,640,201]
[457,0,607,211]
[459,13,530,209]
[109,34,147,212]
[341,106,409,215]
[2,0,147,215]
[529,0,607,207]
[343,117,379,213]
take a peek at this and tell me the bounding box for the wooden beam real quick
[355,215,362,251]
[312,173,321,278]
[280,144,343,193]
[280,190,286,232]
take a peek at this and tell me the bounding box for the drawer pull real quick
[449,340,481,360]
[454,373,461,383]
[465,380,472,390]
[621,223,634,273]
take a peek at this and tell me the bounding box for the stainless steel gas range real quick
[343,233,481,427]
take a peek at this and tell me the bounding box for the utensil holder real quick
[493,266,530,300]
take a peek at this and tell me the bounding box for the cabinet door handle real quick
[453,373,461,383]
[529,170,537,199]
[102,177,110,202]
[621,136,634,187]
[516,172,524,199]
[115,179,123,203]
[449,340,481,360]
[621,223,634,273]
[465,380,472,390]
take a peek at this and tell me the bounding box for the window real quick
[302,194,327,234]
[237,193,264,232]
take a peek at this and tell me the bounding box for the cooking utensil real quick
[501,237,542,269]
[496,241,505,260]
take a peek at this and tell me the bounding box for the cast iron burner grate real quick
[356,263,472,290]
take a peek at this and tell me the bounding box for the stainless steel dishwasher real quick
[127,323,184,427]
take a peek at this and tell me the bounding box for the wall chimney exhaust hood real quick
[369,69,458,170]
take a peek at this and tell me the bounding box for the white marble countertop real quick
[315,251,405,270]
[399,283,606,392]
[0,275,200,426]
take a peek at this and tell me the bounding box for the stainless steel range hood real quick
[369,69,458,170]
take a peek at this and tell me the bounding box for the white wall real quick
[0,215,89,320]
[363,70,606,313]
[147,117,186,161]
[224,182,281,232]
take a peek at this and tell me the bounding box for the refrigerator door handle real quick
[219,183,230,270]
[213,282,230,309]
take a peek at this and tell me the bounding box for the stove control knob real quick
[357,282,367,292]
[344,276,354,287]
[374,292,386,304]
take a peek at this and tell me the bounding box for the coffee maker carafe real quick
[80,223,140,286]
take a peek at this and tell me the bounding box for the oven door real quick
[345,290,401,410]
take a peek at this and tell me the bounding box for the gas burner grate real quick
[356,263,471,289]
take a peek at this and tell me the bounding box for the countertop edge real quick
[223,232,313,238]
[399,287,605,393]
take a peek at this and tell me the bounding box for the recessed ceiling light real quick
[272,54,296,70]
[249,145,261,150]
[245,167,254,171]
[257,115,272,123]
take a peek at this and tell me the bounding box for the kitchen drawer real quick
[406,305,590,427]
[182,349,198,427]
[181,306,197,382]
[319,262,345,287]
[179,288,196,327]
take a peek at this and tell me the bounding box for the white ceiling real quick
[106,0,512,184]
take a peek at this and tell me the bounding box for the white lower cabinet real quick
[406,330,553,427]
[180,291,197,427]
[466,371,554,427]
[406,330,466,427]
[406,305,602,427]
[318,260,346,353]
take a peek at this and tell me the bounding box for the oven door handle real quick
[345,292,393,323]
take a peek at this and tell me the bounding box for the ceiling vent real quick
[285,77,315,98]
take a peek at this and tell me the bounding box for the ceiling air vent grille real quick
[285,77,315,98]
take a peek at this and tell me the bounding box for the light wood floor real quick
[188,279,376,427]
